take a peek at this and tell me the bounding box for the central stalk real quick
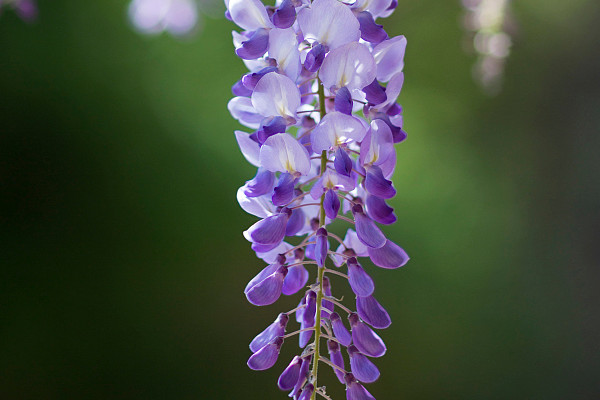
[310,79,328,400]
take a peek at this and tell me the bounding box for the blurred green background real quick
[2,0,599,399]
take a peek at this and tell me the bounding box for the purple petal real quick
[376,72,404,110]
[259,133,311,176]
[320,42,376,91]
[367,239,409,269]
[298,383,314,400]
[232,79,253,97]
[334,147,353,177]
[351,0,394,18]
[331,312,352,346]
[366,194,396,225]
[227,0,273,31]
[252,72,301,119]
[356,11,388,44]
[356,295,391,329]
[244,262,280,294]
[323,189,341,219]
[322,276,335,314]
[247,336,283,370]
[278,356,302,390]
[285,208,306,236]
[359,119,394,168]
[311,111,366,153]
[236,28,269,60]
[335,86,354,115]
[303,290,317,327]
[348,345,380,383]
[282,265,309,295]
[245,265,288,306]
[299,318,314,348]
[268,28,301,80]
[272,173,296,206]
[290,355,312,398]
[304,43,328,73]
[347,258,375,297]
[234,130,261,167]
[249,313,288,353]
[364,165,396,199]
[315,227,329,268]
[346,379,376,400]
[328,340,346,384]
[363,79,387,106]
[373,35,407,82]
[244,168,275,198]
[243,212,290,245]
[272,0,296,29]
[349,313,386,358]
[352,205,386,249]
[297,0,360,50]
[229,97,263,129]
[242,66,279,91]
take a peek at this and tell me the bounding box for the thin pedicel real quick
[227,0,410,398]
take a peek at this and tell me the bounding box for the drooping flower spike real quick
[228,0,410,398]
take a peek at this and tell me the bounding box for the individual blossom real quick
[228,0,411,398]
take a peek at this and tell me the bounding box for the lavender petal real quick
[247,336,283,370]
[347,258,375,297]
[367,239,409,269]
[348,345,380,383]
[356,294,391,329]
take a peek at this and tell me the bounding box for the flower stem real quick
[310,78,328,400]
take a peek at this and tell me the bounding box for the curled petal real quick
[356,11,388,44]
[228,97,263,129]
[328,340,346,384]
[360,119,394,168]
[236,28,269,60]
[347,258,375,297]
[259,133,312,176]
[247,336,283,370]
[272,0,296,29]
[243,212,290,245]
[351,0,394,19]
[282,264,309,295]
[364,165,396,199]
[297,0,360,50]
[303,290,317,327]
[234,130,261,167]
[363,79,387,106]
[298,383,314,400]
[334,147,353,177]
[366,194,396,225]
[277,356,302,390]
[349,313,386,358]
[299,317,314,348]
[353,205,386,249]
[335,86,354,115]
[356,295,391,329]
[311,111,366,153]
[249,312,288,353]
[244,168,275,198]
[228,0,273,31]
[348,345,380,383]
[272,172,296,206]
[252,72,301,119]
[315,227,329,267]
[245,265,288,306]
[237,188,273,218]
[324,189,341,219]
[331,312,352,346]
[244,262,280,295]
[304,43,328,73]
[320,42,376,91]
[373,35,407,82]
[242,66,278,91]
[291,355,312,398]
[232,79,253,96]
[367,239,409,269]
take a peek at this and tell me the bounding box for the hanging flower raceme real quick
[228,0,410,398]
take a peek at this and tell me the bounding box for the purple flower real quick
[227,0,411,396]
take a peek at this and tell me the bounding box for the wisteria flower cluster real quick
[227,0,409,398]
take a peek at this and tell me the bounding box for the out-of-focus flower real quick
[462,0,517,95]
[128,0,204,37]
[0,0,38,22]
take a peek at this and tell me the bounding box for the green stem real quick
[310,79,328,400]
